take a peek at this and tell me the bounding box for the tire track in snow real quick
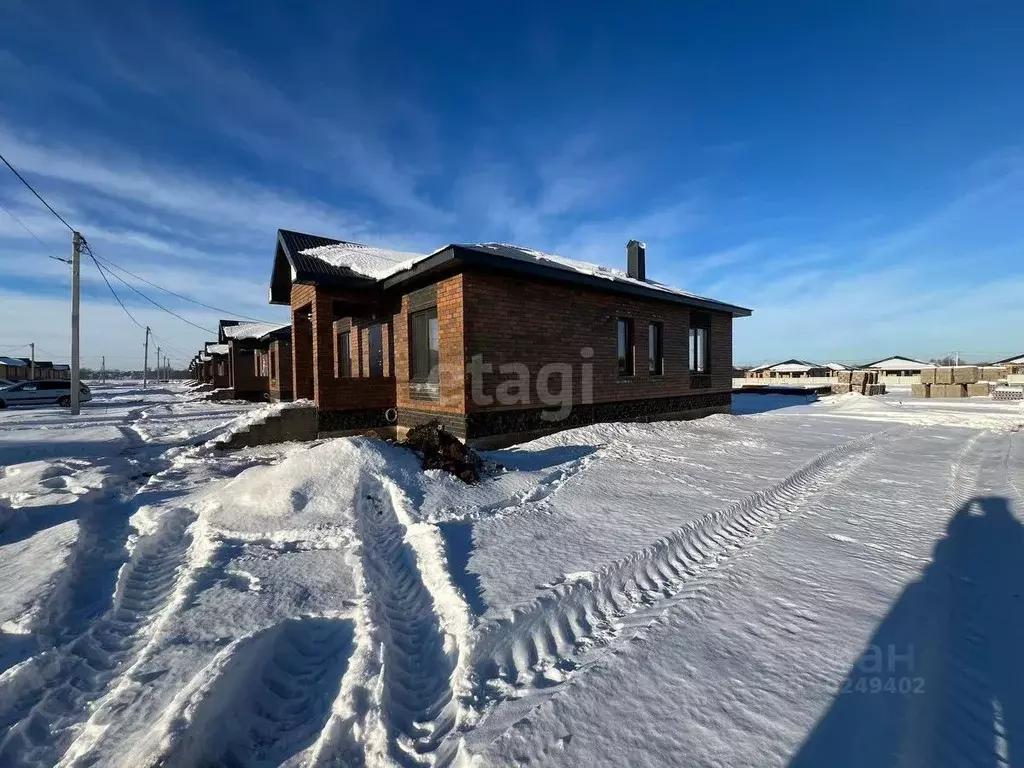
[0,508,195,767]
[466,428,897,734]
[357,474,465,767]
[161,617,356,768]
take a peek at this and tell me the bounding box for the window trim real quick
[689,325,709,374]
[617,317,635,377]
[409,307,440,398]
[338,331,352,377]
[648,321,664,376]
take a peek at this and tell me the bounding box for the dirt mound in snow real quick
[401,421,484,483]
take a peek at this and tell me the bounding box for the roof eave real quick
[380,245,753,317]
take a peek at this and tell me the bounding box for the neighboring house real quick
[824,362,851,375]
[32,361,54,380]
[203,343,231,389]
[745,360,829,379]
[268,229,752,446]
[52,364,70,380]
[218,320,292,401]
[865,355,936,377]
[992,353,1024,375]
[0,357,29,382]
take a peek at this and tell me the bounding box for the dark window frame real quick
[338,331,352,377]
[689,312,711,374]
[410,307,440,398]
[617,317,635,377]
[648,321,664,376]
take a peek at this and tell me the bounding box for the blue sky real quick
[1,1,1023,367]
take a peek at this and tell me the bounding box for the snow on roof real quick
[0,357,28,367]
[52,364,69,370]
[770,362,822,373]
[205,343,229,356]
[221,321,290,341]
[299,241,428,280]
[866,356,935,370]
[994,353,1024,365]
[466,243,716,304]
[825,362,851,371]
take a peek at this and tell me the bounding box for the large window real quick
[617,318,634,376]
[338,331,352,377]
[410,308,439,382]
[689,326,709,373]
[368,324,384,377]
[649,322,664,376]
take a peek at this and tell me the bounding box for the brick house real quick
[0,357,29,382]
[993,353,1024,375]
[269,230,751,446]
[745,360,830,379]
[202,343,231,389]
[218,320,292,401]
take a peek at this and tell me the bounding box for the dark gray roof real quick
[269,229,753,317]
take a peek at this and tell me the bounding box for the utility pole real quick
[156,345,161,384]
[101,356,106,383]
[29,342,35,380]
[143,327,151,388]
[71,232,83,415]
[954,351,960,366]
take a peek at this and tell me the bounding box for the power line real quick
[84,243,215,334]
[0,150,75,232]
[0,199,71,264]
[86,250,146,330]
[92,255,267,323]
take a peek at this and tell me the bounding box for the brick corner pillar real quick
[438,274,468,413]
[310,289,336,407]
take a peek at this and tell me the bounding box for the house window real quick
[689,327,709,373]
[338,331,352,377]
[368,324,384,377]
[617,318,634,376]
[410,308,439,383]
[649,322,664,376]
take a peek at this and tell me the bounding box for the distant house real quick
[865,355,935,377]
[0,356,29,382]
[824,362,851,375]
[52,364,70,380]
[203,343,230,389]
[746,359,829,379]
[267,229,751,445]
[992,353,1024,375]
[218,320,292,401]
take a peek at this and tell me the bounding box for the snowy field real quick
[0,384,1022,767]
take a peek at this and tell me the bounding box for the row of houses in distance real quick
[191,231,753,447]
[0,356,70,382]
[744,354,1024,380]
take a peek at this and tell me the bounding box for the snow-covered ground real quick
[0,384,1022,767]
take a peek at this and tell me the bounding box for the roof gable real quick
[865,355,934,369]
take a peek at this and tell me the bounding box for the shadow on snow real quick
[790,496,1024,768]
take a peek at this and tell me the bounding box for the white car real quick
[0,380,92,408]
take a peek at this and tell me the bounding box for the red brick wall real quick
[228,341,268,394]
[394,274,467,415]
[460,271,734,412]
[291,285,315,400]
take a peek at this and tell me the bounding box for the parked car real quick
[0,380,92,408]
[0,379,12,388]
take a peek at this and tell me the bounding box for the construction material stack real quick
[832,370,885,396]
[913,366,1007,398]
